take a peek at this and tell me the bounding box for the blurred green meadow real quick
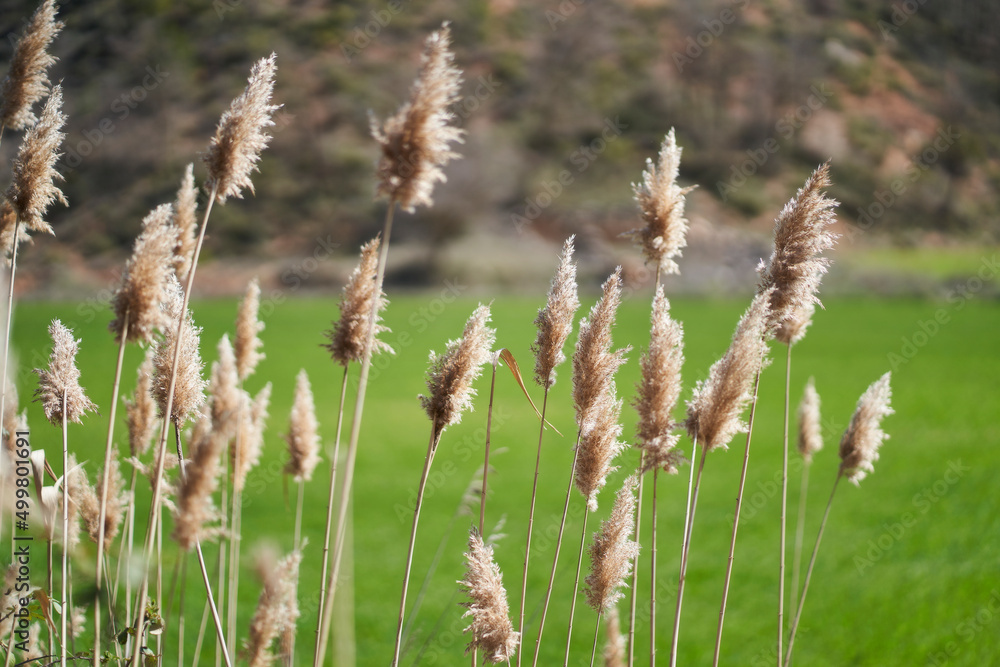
[7,290,999,665]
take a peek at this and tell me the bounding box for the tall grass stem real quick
[562,506,590,667]
[778,344,792,667]
[517,388,549,667]
[712,368,763,666]
[669,435,704,667]
[320,202,395,665]
[784,473,841,667]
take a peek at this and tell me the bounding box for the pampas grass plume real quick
[838,372,893,484]
[0,0,63,131]
[232,382,272,492]
[635,284,685,473]
[5,84,66,235]
[532,235,580,389]
[125,347,157,457]
[572,267,628,427]
[152,278,207,427]
[459,526,519,663]
[420,304,495,442]
[325,236,392,366]
[208,334,240,438]
[624,128,693,275]
[685,290,772,451]
[371,23,464,212]
[172,163,198,282]
[204,53,279,203]
[284,369,320,482]
[173,412,225,550]
[585,475,639,613]
[109,203,177,344]
[245,547,302,667]
[235,277,265,381]
[603,607,625,667]
[797,377,823,463]
[757,162,839,345]
[34,319,96,425]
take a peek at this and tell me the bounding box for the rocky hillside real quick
[1,0,998,295]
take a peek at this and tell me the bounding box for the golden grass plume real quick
[152,277,207,427]
[5,84,66,235]
[33,319,96,426]
[0,0,63,131]
[235,276,265,381]
[532,235,580,389]
[797,377,823,463]
[324,236,392,366]
[371,23,464,212]
[838,371,893,485]
[459,526,519,663]
[585,475,640,613]
[284,369,320,482]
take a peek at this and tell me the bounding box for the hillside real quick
[1,0,998,295]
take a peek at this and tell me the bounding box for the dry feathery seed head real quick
[124,347,157,458]
[34,319,96,426]
[152,278,207,427]
[572,268,628,429]
[204,53,279,204]
[0,0,63,131]
[245,547,301,667]
[686,289,773,451]
[459,526,519,663]
[623,128,694,275]
[757,162,839,345]
[575,391,626,511]
[208,334,240,439]
[284,369,320,482]
[235,277,265,380]
[797,377,823,463]
[172,412,226,550]
[532,235,581,389]
[172,163,198,282]
[420,304,496,443]
[232,382,271,492]
[324,236,393,366]
[603,606,625,667]
[839,372,893,485]
[585,475,640,613]
[371,23,464,212]
[3,372,19,454]
[635,284,685,474]
[5,84,66,235]
[109,203,177,345]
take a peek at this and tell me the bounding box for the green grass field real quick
[7,290,998,666]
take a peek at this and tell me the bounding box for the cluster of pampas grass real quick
[0,7,904,667]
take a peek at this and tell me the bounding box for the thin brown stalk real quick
[669,435,704,667]
[531,437,580,667]
[627,459,642,667]
[777,344,791,667]
[313,367,348,661]
[562,509,591,666]
[479,355,500,533]
[391,427,440,666]
[589,611,603,667]
[60,392,67,667]
[517,387,548,667]
[317,204,395,666]
[649,469,659,666]
[792,462,811,606]
[783,473,840,667]
[713,366,763,666]
[94,313,128,664]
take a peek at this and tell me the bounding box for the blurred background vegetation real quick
[1,0,998,296]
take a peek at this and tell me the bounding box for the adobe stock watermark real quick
[877,0,928,40]
[853,459,969,575]
[928,589,1000,666]
[510,116,628,233]
[545,0,586,31]
[339,1,412,63]
[716,83,833,202]
[886,253,997,371]
[58,65,170,174]
[672,0,751,73]
[847,125,960,242]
